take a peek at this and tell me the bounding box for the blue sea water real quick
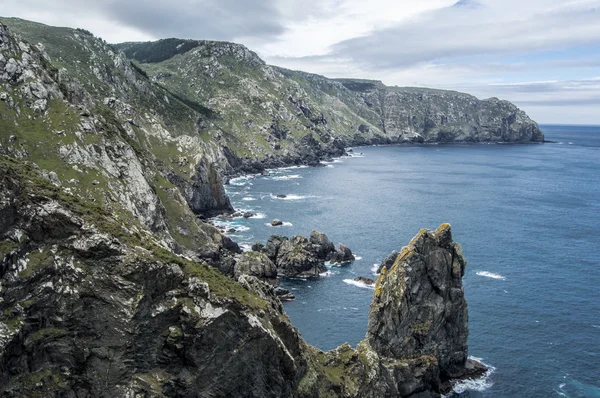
[217,125,600,397]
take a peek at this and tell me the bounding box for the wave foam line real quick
[476,271,506,280]
[343,279,375,290]
[447,357,496,396]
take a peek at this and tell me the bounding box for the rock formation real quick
[251,231,354,278]
[0,161,483,396]
[0,19,488,397]
[368,224,472,379]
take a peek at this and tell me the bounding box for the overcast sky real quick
[4,0,600,124]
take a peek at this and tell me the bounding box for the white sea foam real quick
[568,142,573,145]
[242,197,256,201]
[251,213,266,219]
[265,221,293,227]
[267,165,309,173]
[270,194,315,200]
[229,176,254,186]
[446,357,496,396]
[371,263,380,275]
[320,270,333,277]
[354,255,362,261]
[271,174,302,181]
[240,244,253,252]
[343,279,375,290]
[476,271,506,280]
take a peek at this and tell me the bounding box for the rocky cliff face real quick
[0,157,307,397]
[337,80,544,143]
[368,224,469,379]
[111,34,543,176]
[0,161,483,396]
[0,18,492,397]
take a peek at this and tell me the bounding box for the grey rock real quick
[367,224,472,380]
[276,236,327,277]
[233,251,278,282]
[328,243,355,263]
[354,276,375,286]
[271,218,283,226]
[309,229,335,260]
[376,250,399,273]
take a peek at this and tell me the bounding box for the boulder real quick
[271,219,283,226]
[276,194,287,198]
[233,251,278,282]
[276,236,326,277]
[354,276,375,286]
[309,230,335,260]
[328,243,355,263]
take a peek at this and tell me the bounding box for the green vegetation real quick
[19,248,54,278]
[115,39,201,64]
[26,327,68,343]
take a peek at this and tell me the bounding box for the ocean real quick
[215,125,600,397]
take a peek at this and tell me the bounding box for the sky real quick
[3,0,600,124]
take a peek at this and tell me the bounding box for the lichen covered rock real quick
[368,224,469,379]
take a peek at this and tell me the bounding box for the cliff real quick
[0,18,497,396]
[0,161,482,396]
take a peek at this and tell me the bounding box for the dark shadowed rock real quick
[328,243,355,263]
[354,276,375,286]
[309,230,335,259]
[376,250,399,273]
[276,194,287,198]
[271,219,283,226]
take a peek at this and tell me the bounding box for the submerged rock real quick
[276,194,287,198]
[274,287,296,301]
[354,276,375,286]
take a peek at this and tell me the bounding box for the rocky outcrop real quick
[252,231,354,278]
[276,236,328,277]
[293,224,485,397]
[368,224,474,380]
[233,251,278,284]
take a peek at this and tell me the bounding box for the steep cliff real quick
[0,18,494,396]
[0,161,483,396]
[336,80,544,143]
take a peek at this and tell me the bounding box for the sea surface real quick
[215,125,600,397]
